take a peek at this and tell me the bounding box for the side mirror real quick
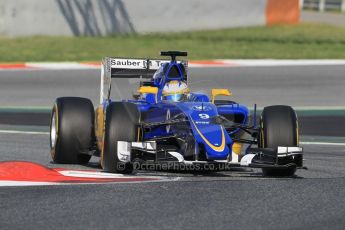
[211,88,232,103]
[138,86,159,95]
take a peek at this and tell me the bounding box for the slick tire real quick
[50,97,95,164]
[259,105,299,177]
[101,102,140,174]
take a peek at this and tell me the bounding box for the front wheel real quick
[259,105,299,177]
[101,102,140,174]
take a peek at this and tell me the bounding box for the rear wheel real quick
[50,97,95,164]
[101,102,140,174]
[259,105,299,176]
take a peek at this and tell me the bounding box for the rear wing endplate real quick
[100,57,187,104]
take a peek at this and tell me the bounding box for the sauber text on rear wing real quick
[100,57,187,104]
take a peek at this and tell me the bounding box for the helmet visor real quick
[163,94,186,102]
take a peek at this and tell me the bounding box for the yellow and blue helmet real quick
[162,80,189,102]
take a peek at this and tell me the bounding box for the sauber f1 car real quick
[50,51,304,176]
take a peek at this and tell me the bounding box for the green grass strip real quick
[1,23,345,62]
[0,106,51,113]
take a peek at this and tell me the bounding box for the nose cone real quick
[175,102,231,160]
[191,119,230,160]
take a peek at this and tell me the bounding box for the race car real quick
[50,51,303,176]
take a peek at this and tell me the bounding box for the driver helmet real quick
[162,80,190,102]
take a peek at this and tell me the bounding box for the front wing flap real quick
[240,146,303,168]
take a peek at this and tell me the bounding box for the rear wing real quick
[100,57,188,103]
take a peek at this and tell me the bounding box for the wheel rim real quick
[50,111,57,149]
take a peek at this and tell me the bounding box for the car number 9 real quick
[199,114,210,119]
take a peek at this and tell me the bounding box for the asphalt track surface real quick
[1,65,345,107]
[1,66,345,230]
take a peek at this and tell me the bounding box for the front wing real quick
[117,140,304,170]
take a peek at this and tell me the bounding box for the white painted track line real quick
[300,141,345,146]
[0,130,49,135]
[0,181,59,186]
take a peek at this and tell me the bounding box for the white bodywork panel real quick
[117,141,157,162]
[231,151,239,163]
[117,141,131,162]
[277,146,303,154]
[240,154,256,166]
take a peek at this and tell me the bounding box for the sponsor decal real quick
[110,59,172,69]
[146,60,169,69]
[111,59,145,68]
[109,59,186,70]
[192,105,212,111]
[147,60,186,69]
[195,121,210,125]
